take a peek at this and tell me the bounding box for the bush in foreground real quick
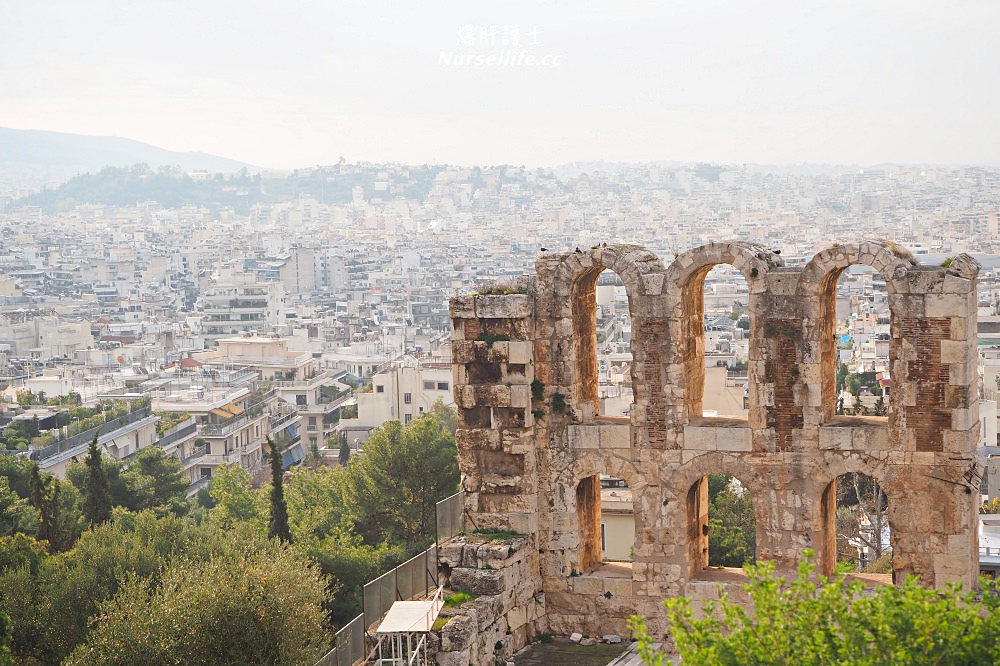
[630,553,1000,666]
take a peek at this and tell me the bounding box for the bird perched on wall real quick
[575,247,582,253]
[772,249,782,255]
[540,248,548,252]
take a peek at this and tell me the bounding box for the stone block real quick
[475,294,532,319]
[599,424,631,449]
[436,649,470,666]
[568,425,601,449]
[716,427,752,451]
[510,384,530,408]
[682,425,716,450]
[571,575,604,596]
[450,296,476,318]
[939,340,968,364]
[508,341,532,364]
[451,568,506,596]
[603,577,634,597]
[926,293,967,318]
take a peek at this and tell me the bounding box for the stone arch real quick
[799,242,913,423]
[542,245,666,424]
[817,455,897,578]
[665,242,782,424]
[556,453,644,573]
[663,452,764,578]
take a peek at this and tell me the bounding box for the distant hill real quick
[0,126,260,177]
[9,163,444,215]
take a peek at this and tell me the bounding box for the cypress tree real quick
[28,463,59,548]
[84,431,112,526]
[267,437,292,543]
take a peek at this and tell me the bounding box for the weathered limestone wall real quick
[436,535,546,666]
[450,241,982,646]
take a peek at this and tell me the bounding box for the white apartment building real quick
[200,282,284,341]
[336,356,453,444]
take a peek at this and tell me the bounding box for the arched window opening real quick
[831,472,892,575]
[686,265,750,420]
[595,271,633,418]
[688,473,756,576]
[571,267,633,421]
[822,265,890,420]
[575,473,635,575]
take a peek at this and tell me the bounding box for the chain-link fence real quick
[313,612,366,666]
[313,492,463,665]
[435,491,464,542]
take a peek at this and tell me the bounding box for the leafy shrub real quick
[630,553,1000,666]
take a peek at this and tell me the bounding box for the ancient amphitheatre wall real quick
[448,241,982,639]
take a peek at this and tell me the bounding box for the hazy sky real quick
[1,1,997,169]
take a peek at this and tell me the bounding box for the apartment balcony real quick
[273,370,332,390]
[270,410,300,432]
[199,408,268,438]
[179,443,209,468]
[198,450,243,467]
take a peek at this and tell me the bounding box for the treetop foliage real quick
[0,403,460,663]
[631,553,1000,666]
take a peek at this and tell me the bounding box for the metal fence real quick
[314,613,367,666]
[312,492,462,666]
[363,544,438,630]
[435,491,464,543]
[33,405,153,462]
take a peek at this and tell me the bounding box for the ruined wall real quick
[450,241,982,642]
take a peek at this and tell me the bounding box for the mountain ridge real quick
[0,126,262,177]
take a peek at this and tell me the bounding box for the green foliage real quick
[64,531,329,665]
[0,477,38,537]
[473,282,530,296]
[443,591,476,607]
[531,378,545,402]
[126,446,190,516]
[29,463,82,552]
[339,438,351,465]
[154,410,190,436]
[472,527,522,541]
[267,438,292,544]
[83,434,113,527]
[208,464,264,529]
[637,554,1000,666]
[0,608,11,666]
[707,475,755,568]
[550,392,569,414]
[475,331,511,347]
[340,407,460,546]
[308,536,405,627]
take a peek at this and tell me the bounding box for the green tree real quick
[65,537,330,666]
[83,433,112,526]
[67,455,131,509]
[208,464,263,528]
[29,464,61,549]
[339,438,351,465]
[267,438,292,544]
[0,608,12,666]
[632,554,1000,665]
[0,477,38,537]
[125,446,190,515]
[707,474,756,567]
[340,408,459,546]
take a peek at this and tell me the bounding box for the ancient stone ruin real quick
[447,241,982,646]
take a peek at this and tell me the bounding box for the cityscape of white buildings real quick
[2,161,1000,503]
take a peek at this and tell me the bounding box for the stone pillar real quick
[451,293,539,536]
